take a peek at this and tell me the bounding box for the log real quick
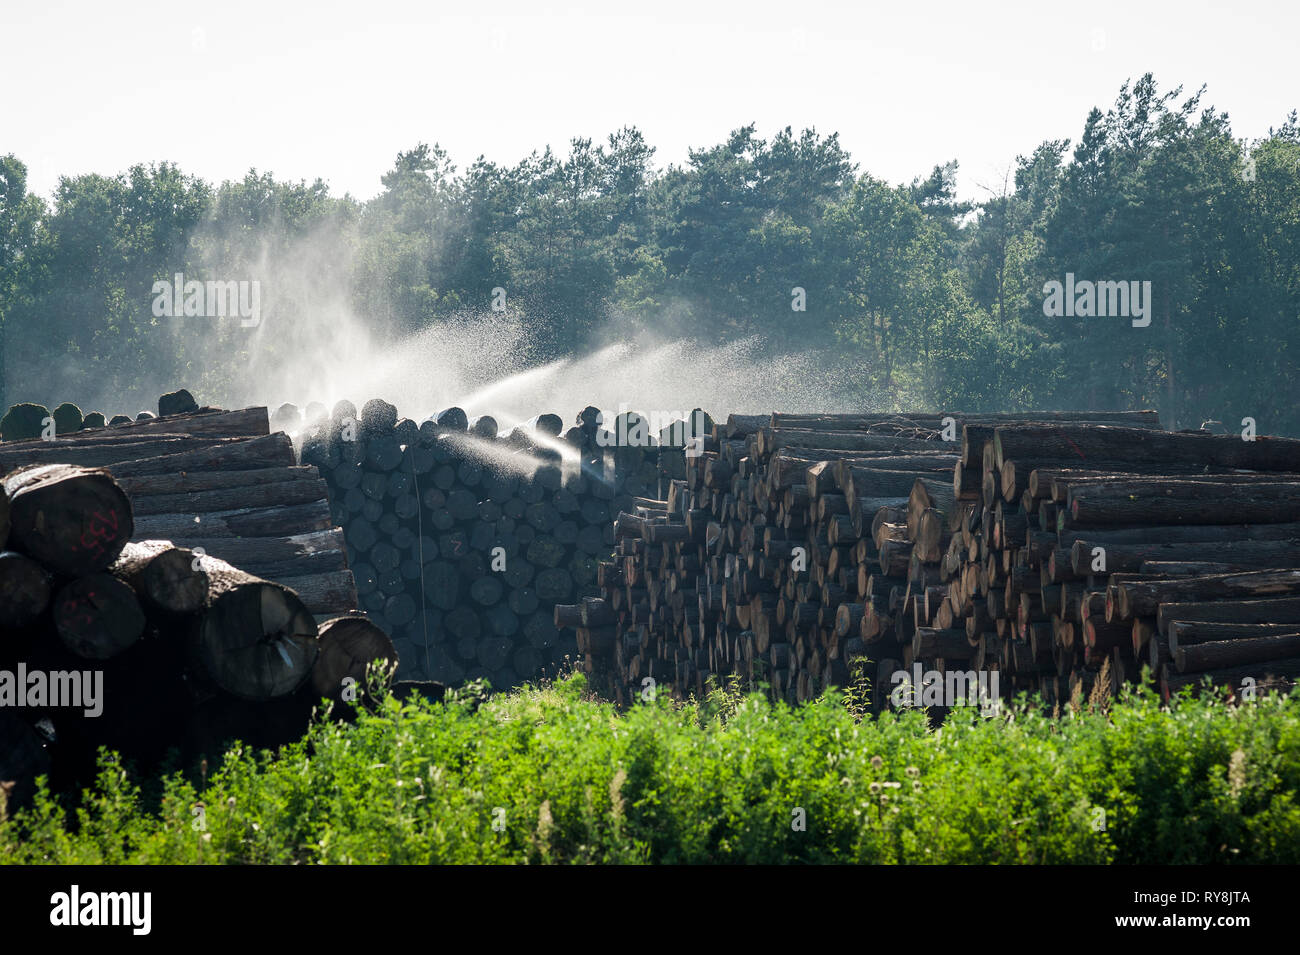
[842,468,952,503]
[105,432,296,477]
[1162,659,1300,699]
[912,627,973,659]
[128,477,328,516]
[0,403,49,441]
[110,540,209,616]
[163,529,346,571]
[1068,480,1300,527]
[360,398,398,437]
[53,573,147,659]
[1070,537,1300,574]
[1115,569,1300,620]
[310,614,398,700]
[1176,633,1300,673]
[132,499,333,540]
[52,402,83,435]
[1157,596,1300,636]
[0,434,234,471]
[1048,470,1300,502]
[468,415,499,439]
[1058,522,1300,548]
[192,558,319,700]
[758,429,944,457]
[95,405,267,440]
[0,550,54,629]
[270,403,302,433]
[114,465,321,497]
[278,571,360,615]
[1168,620,1300,654]
[526,413,564,437]
[3,464,134,576]
[158,389,199,417]
[724,414,769,438]
[908,478,958,536]
[434,407,469,431]
[1139,561,1257,576]
[994,423,1300,473]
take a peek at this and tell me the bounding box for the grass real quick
[2,673,1298,864]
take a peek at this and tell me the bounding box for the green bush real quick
[2,676,1297,864]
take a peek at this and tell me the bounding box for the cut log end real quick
[195,571,319,700]
[311,614,399,700]
[53,573,147,660]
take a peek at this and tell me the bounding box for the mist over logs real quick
[298,399,709,689]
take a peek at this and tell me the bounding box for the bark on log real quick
[1168,620,1300,654]
[1058,522,1300,547]
[1157,596,1300,636]
[1116,569,1300,620]
[758,429,944,457]
[1068,480,1300,527]
[132,499,333,540]
[1162,659,1300,699]
[110,540,210,616]
[163,529,346,571]
[128,477,328,515]
[114,465,321,497]
[106,432,296,477]
[269,570,357,615]
[1176,633,1300,673]
[3,464,134,576]
[994,423,1300,473]
[1071,536,1300,574]
[0,435,235,471]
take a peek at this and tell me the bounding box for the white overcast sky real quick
[3,0,1297,203]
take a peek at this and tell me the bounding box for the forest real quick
[1,73,1298,431]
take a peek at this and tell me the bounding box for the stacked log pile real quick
[0,399,357,619]
[298,399,698,689]
[0,463,402,808]
[558,410,1300,709]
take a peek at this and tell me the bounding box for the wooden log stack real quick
[0,462,401,808]
[0,396,357,620]
[298,400,691,690]
[556,410,1300,709]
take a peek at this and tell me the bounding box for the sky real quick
[2,0,1297,203]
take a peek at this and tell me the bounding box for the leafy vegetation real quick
[2,74,1298,430]
[3,674,1298,864]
